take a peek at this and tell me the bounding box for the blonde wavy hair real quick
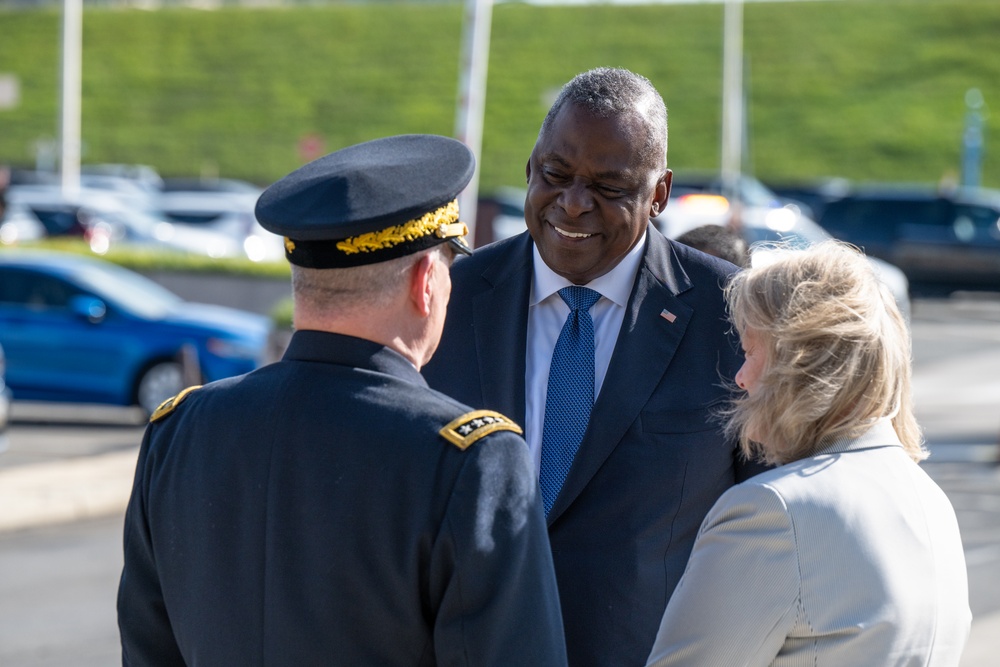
[724,240,925,465]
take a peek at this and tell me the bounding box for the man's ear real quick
[410,253,435,317]
[651,169,672,217]
[525,159,531,184]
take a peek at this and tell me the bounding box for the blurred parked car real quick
[4,184,244,258]
[669,171,793,210]
[9,165,163,206]
[81,163,164,198]
[6,167,281,263]
[763,177,853,221]
[0,198,48,245]
[0,250,272,415]
[0,343,10,453]
[815,185,1000,294]
[152,187,285,263]
[160,176,262,195]
[480,187,530,244]
[654,172,912,319]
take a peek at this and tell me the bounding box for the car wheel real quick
[136,361,185,416]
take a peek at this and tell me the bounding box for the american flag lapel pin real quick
[660,309,677,323]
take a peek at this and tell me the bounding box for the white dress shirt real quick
[524,231,647,475]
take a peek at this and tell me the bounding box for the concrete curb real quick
[0,449,137,533]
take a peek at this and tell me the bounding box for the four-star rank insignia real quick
[439,410,523,450]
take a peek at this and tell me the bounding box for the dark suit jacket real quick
[423,228,758,667]
[118,330,567,667]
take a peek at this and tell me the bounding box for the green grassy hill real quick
[0,0,997,193]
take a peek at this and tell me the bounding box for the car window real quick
[820,198,951,243]
[73,262,181,319]
[0,267,82,310]
[162,211,226,225]
[820,200,885,233]
[889,199,952,227]
[29,207,87,236]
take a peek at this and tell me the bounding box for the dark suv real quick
[816,186,1000,293]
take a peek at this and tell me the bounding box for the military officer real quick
[117,134,568,666]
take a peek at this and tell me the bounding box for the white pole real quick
[455,0,493,246]
[720,0,743,205]
[59,0,82,196]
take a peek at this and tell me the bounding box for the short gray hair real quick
[291,246,441,315]
[540,67,668,172]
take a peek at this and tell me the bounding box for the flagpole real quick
[720,0,744,208]
[60,0,83,196]
[455,0,493,245]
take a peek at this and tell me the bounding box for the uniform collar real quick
[282,329,428,387]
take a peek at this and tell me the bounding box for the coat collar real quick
[814,417,903,456]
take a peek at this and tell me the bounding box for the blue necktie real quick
[539,286,602,516]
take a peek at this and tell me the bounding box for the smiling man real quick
[423,68,764,666]
[525,82,670,286]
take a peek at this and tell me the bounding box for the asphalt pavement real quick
[0,403,144,533]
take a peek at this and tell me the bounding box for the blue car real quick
[0,343,10,452]
[0,250,273,415]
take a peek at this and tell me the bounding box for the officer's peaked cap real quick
[256,134,475,268]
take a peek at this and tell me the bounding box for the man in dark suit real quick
[423,68,759,667]
[117,135,567,666]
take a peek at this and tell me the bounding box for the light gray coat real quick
[646,418,971,667]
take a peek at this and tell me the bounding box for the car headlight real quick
[1,222,20,245]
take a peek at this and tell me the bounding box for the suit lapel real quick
[547,232,694,524]
[472,233,533,425]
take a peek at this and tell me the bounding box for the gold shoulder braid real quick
[439,410,523,450]
[336,200,465,255]
[149,385,202,423]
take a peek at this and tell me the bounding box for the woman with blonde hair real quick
[645,240,970,667]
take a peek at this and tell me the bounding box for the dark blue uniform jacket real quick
[118,330,567,666]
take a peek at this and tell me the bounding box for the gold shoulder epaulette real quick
[149,385,202,423]
[440,410,523,450]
